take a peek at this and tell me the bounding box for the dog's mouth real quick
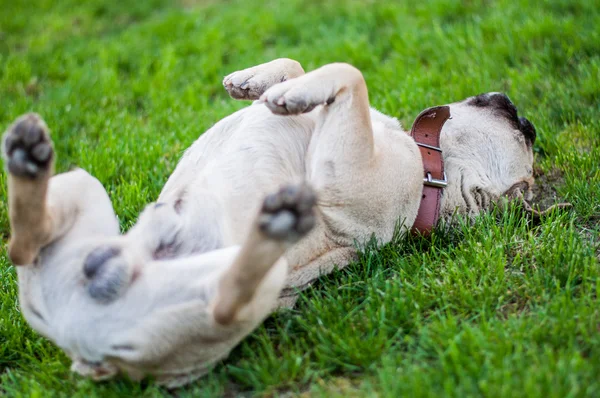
[503,180,534,201]
[503,179,572,218]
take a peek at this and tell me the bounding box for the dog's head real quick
[439,92,537,216]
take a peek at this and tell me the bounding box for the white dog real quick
[2,59,538,387]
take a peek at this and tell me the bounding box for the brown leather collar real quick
[410,105,451,235]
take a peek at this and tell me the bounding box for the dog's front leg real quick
[99,184,317,387]
[260,62,374,163]
[259,63,417,292]
[3,114,59,265]
[223,58,305,100]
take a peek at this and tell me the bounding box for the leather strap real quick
[410,105,451,235]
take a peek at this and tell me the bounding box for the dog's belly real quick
[159,104,315,246]
[158,103,423,261]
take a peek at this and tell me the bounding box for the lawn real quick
[0,0,599,396]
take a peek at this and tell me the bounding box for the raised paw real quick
[223,59,304,101]
[258,183,317,243]
[223,69,275,101]
[259,78,335,115]
[83,246,132,303]
[2,113,53,179]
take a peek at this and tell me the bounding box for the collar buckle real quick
[424,172,447,188]
[416,142,443,152]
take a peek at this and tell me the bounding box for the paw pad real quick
[259,184,317,242]
[3,113,53,178]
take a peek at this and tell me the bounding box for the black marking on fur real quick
[467,93,536,147]
[83,246,121,279]
[87,263,128,303]
[83,246,129,303]
[468,93,518,126]
[174,199,183,214]
[517,116,537,147]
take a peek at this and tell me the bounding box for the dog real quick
[2,58,538,387]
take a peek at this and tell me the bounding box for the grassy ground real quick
[1,0,599,396]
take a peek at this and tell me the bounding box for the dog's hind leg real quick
[100,184,317,386]
[223,58,305,101]
[3,114,55,265]
[81,201,187,302]
[2,113,119,265]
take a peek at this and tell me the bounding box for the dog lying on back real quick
[2,59,538,387]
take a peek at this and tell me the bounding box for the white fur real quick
[3,59,535,386]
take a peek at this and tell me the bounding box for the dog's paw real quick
[223,68,282,101]
[258,183,317,243]
[83,246,132,303]
[223,59,304,101]
[3,113,54,179]
[259,78,334,115]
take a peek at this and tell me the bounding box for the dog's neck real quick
[410,106,509,229]
[409,106,451,235]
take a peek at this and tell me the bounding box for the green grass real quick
[1,0,599,396]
